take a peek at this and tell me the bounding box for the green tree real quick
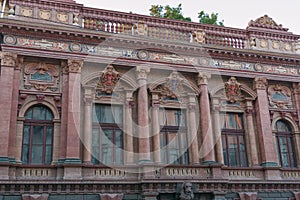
[198,11,224,26]
[149,4,191,22]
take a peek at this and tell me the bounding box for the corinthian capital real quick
[254,77,268,90]
[197,71,211,85]
[1,52,17,67]
[136,66,150,80]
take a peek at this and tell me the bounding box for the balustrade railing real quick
[81,8,247,49]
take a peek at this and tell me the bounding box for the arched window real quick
[22,105,54,165]
[275,120,297,168]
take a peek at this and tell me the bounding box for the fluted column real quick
[136,66,151,162]
[198,72,215,164]
[245,102,259,166]
[254,77,278,167]
[61,59,83,164]
[83,87,93,164]
[188,96,200,164]
[125,92,134,164]
[0,52,18,163]
[211,99,223,164]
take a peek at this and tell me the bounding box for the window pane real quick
[168,132,179,164]
[276,121,291,132]
[22,145,29,164]
[32,126,43,144]
[94,104,123,124]
[112,106,123,124]
[45,146,52,164]
[224,113,243,129]
[279,137,289,167]
[45,109,53,120]
[46,127,53,145]
[287,137,296,167]
[228,136,238,166]
[31,145,43,164]
[222,135,228,166]
[25,109,33,119]
[239,136,247,167]
[23,126,31,145]
[102,130,113,165]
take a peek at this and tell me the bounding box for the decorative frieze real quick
[20,7,33,17]
[39,10,51,20]
[23,62,59,91]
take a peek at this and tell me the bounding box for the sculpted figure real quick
[179,182,194,200]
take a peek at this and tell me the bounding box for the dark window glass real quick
[22,105,53,165]
[92,104,123,165]
[159,109,188,165]
[221,113,248,167]
[275,120,297,168]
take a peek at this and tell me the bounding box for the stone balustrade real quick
[15,167,57,180]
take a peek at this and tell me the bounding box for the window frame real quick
[21,105,54,165]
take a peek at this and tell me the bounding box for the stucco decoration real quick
[24,62,59,91]
[97,64,120,94]
[224,77,243,103]
[268,84,292,108]
[179,182,194,200]
[250,15,282,27]
[99,194,123,200]
[192,29,206,44]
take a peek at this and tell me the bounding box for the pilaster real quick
[211,99,223,164]
[188,96,200,164]
[151,101,161,164]
[125,92,134,165]
[136,66,151,163]
[253,77,278,167]
[198,72,215,164]
[0,52,18,165]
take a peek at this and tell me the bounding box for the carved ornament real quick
[250,15,282,27]
[179,182,194,200]
[97,64,120,94]
[134,21,148,36]
[136,66,150,80]
[24,62,59,92]
[254,77,268,90]
[268,84,292,109]
[64,60,83,73]
[20,7,33,17]
[22,194,49,200]
[99,194,123,200]
[1,52,17,67]
[39,10,51,20]
[192,29,206,44]
[224,77,243,103]
[198,72,211,85]
[57,12,68,23]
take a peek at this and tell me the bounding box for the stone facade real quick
[0,1,300,200]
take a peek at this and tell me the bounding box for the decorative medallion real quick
[70,43,82,52]
[272,41,280,49]
[97,64,120,94]
[20,7,33,17]
[268,84,292,109]
[24,62,59,91]
[224,77,243,103]
[260,40,268,48]
[192,29,206,44]
[284,43,292,51]
[4,35,17,45]
[39,10,51,20]
[137,50,149,60]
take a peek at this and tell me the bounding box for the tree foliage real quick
[149,4,191,22]
[198,11,224,26]
[149,4,224,26]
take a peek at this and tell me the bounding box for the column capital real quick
[197,71,211,85]
[63,59,83,73]
[136,66,150,80]
[83,97,93,105]
[293,82,300,94]
[253,77,268,90]
[1,52,18,68]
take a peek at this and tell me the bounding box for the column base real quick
[260,162,279,167]
[58,158,82,164]
[138,159,152,164]
[202,160,218,165]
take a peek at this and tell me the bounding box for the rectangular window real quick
[92,104,123,165]
[221,113,248,167]
[159,109,188,165]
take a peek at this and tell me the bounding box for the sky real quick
[75,0,300,35]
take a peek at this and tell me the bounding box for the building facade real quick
[1,0,300,199]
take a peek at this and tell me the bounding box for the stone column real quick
[198,72,215,164]
[151,100,161,164]
[254,77,278,167]
[211,99,223,164]
[245,102,259,166]
[83,87,93,164]
[0,52,18,164]
[125,92,134,164]
[136,66,151,162]
[188,96,200,164]
[62,59,83,165]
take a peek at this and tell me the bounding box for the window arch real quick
[22,105,54,165]
[275,120,297,168]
